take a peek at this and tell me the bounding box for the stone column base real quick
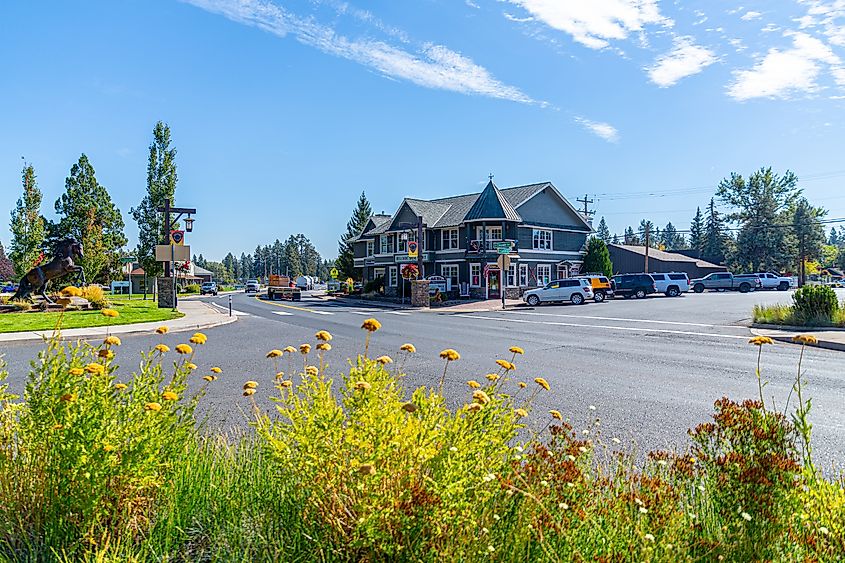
[157,277,177,309]
[411,280,430,308]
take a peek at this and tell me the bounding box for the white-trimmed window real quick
[537,264,552,286]
[476,226,503,241]
[388,235,395,254]
[533,229,552,250]
[557,264,569,280]
[380,235,388,255]
[442,229,459,250]
[366,241,374,256]
[389,266,398,287]
[470,263,481,287]
[441,264,459,290]
[507,264,517,287]
[519,263,529,287]
[398,236,406,253]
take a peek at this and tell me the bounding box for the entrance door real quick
[487,269,501,299]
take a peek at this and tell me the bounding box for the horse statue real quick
[11,238,86,303]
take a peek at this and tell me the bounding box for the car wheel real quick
[739,283,750,293]
[635,289,646,299]
[593,291,605,303]
[778,282,790,291]
[693,284,705,293]
[666,286,679,297]
[571,293,584,305]
[527,295,540,306]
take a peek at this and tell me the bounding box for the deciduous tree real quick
[0,241,14,281]
[9,164,46,278]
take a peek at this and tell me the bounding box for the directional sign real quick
[120,256,136,264]
[330,268,339,279]
[494,241,513,255]
[407,240,419,258]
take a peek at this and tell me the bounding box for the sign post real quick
[496,254,511,310]
[121,256,136,300]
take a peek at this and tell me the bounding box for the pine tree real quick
[239,253,252,281]
[689,207,704,257]
[829,227,839,246]
[660,222,679,250]
[0,241,14,281]
[131,121,178,280]
[9,164,46,278]
[638,220,655,247]
[595,217,611,241]
[51,154,127,283]
[337,191,372,280]
[703,198,728,264]
[623,226,639,245]
[284,235,303,276]
[582,237,613,277]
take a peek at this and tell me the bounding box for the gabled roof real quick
[353,214,392,240]
[609,244,724,269]
[464,180,522,222]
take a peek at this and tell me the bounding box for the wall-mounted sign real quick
[407,240,419,258]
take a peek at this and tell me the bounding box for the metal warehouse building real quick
[608,244,727,279]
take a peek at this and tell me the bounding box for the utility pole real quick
[799,232,806,287]
[576,194,595,222]
[644,227,650,273]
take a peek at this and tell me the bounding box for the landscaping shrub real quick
[183,283,201,294]
[81,284,109,310]
[363,276,385,294]
[791,284,839,324]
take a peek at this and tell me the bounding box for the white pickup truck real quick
[755,272,795,291]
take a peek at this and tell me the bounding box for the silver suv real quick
[245,279,260,293]
[523,278,594,306]
[648,272,689,297]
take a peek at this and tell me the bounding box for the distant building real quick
[608,244,727,278]
[121,262,214,294]
[351,180,593,299]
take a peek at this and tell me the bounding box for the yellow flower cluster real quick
[376,355,393,365]
[69,368,84,376]
[190,332,208,345]
[175,344,193,355]
[114,383,127,390]
[210,366,222,374]
[472,390,490,405]
[284,346,297,354]
[361,318,381,332]
[316,343,331,351]
[266,349,284,358]
[315,330,333,341]
[101,309,119,318]
[162,391,179,401]
[534,377,550,391]
[243,381,258,390]
[279,380,293,388]
[61,286,83,297]
[155,344,170,354]
[793,334,818,345]
[104,335,121,346]
[354,381,372,391]
[549,410,563,421]
[145,402,162,412]
[203,375,217,382]
[749,336,774,346]
[514,408,528,418]
[496,359,515,371]
[300,344,311,355]
[85,363,104,375]
[305,366,319,376]
[509,346,525,355]
[400,343,416,353]
[156,326,169,335]
[440,349,460,361]
[485,373,499,382]
[467,380,481,389]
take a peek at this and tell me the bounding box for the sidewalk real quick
[0,300,237,343]
[750,325,845,352]
[427,298,526,313]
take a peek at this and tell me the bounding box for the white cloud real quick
[575,117,620,142]
[740,11,762,21]
[727,32,843,100]
[507,0,671,49]
[647,36,717,87]
[465,0,480,8]
[185,0,538,104]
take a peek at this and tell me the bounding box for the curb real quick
[749,327,845,353]
[330,296,418,310]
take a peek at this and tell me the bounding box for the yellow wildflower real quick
[154,344,170,354]
[358,463,376,476]
[60,393,76,402]
[467,380,482,389]
[467,403,483,413]
[496,359,515,371]
[305,366,319,376]
[549,410,563,421]
[792,334,818,345]
[155,326,169,335]
[534,377,551,391]
[104,335,121,346]
[299,344,311,354]
[101,308,119,318]
[185,362,197,371]
[275,371,285,379]
[144,402,162,412]
[210,366,222,373]
[361,318,381,332]
[354,380,372,391]
[98,349,113,359]
[61,286,83,297]
[316,343,331,351]
[509,346,525,355]
[203,375,217,382]
[514,408,528,418]
[518,382,527,389]
[279,379,293,388]
[85,363,104,375]
[439,349,460,361]
[485,373,499,382]
[162,391,178,401]
[114,383,127,390]
[190,332,208,345]
[243,381,258,390]
[175,344,193,355]
[472,390,491,405]
[243,388,256,397]
[283,346,297,354]
[400,343,416,353]
[748,336,774,346]
[69,368,84,376]
[376,355,393,365]
[103,444,115,452]
[266,349,284,358]
[52,423,64,430]
[315,330,333,341]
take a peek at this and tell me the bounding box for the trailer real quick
[267,275,302,301]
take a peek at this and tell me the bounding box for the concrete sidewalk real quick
[750,325,845,352]
[0,300,237,343]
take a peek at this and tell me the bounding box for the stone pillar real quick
[411,279,430,308]
[157,277,177,309]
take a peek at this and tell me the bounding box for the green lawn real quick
[0,298,183,333]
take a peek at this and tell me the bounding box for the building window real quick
[537,264,551,286]
[441,264,459,290]
[374,268,385,281]
[366,241,374,256]
[442,229,459,250]
[380,235,388,255]
[389,266,398,287]
[557,264,569,279]
[470,263,481,287]
[388,235,395,253]
[533,229,552,250]
[507,264,517,287]
[519,263,529,287]
[476,226,503,241]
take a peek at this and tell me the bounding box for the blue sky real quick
[2,0,845,260]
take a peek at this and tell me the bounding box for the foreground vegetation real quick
[0,323,842,562]
[753,284,845,327]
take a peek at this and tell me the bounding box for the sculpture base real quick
[157,277,177,309]
[410,280,430,308]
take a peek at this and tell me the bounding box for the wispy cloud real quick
[575,116,620,142]
[185,0,539,105]
[506,0,671,49]
[740,11,763,21]
[647,36,717,87]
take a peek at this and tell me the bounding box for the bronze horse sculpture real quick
[11,238,86,303]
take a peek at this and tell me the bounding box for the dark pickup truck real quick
[690,272,761,293]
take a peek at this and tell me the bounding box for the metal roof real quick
[464,180,523,223]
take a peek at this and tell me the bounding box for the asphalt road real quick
[2,288,843,469]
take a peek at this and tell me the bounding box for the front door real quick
[488,269,501,299]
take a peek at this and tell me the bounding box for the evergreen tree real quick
[284,235,303,276]
[790,198,827,284]
[829,227,839,246]
[0,241,14,281]
[623,226,639,245]
[660,222,680,250]
[582,237,613,277]
[9,164,46,278]
[131,121,178,280]
[595,217,611,241]
[252,245,264,279]
[50,154,127,283]
[222,252,237,278]
[239,253,252,281]
[703,198,728,265]
[337,191,372,280]
[638,219,655,247]
[689,207,704,257]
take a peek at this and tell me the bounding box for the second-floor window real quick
[475,226,503,241]
[380,235,388,255]
[366,241,374,256]
[442,229,458,250]
[533,229,552,250]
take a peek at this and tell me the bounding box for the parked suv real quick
[245,279,260,293]
[577,274,614,302]
[523,278,593,306]
[648,272,689,297]
[611,274,657,299]
[200,281,218,296]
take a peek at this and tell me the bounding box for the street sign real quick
[155,244,191,262]
[494,241,513,255]
[407,241,419,258]
[497,254,511,271]
[120,256,136,264]
[170,230,185,245]
[330,268,339,279]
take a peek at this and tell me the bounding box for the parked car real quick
[200,281,218,296]
[245,279,260,293]
[1,282,16,293]
[523,278,593,306]
[755,272,794,291]
[648,272,690,297]
[690,272,761,293]
[576,274,614,302]
[611,274,657,299]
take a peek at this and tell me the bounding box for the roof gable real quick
[464,180,522,222]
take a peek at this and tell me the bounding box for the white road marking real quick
[211,302,251,316]
[503,310,717,328]
[272,311,294,316]
[349,311,373,315]
[312,311,334,315]
[388,311,412,316]
[455,314,750,340]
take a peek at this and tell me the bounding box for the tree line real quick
[593,167,839,275]
[4,121,331,285]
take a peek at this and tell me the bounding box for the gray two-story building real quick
[351,180,593,300]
